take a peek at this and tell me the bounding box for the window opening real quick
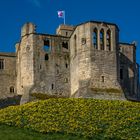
[62,42,68,49]
[65,63,68,68]
[120,69,123,80]
[0,59,4,70]
[44,40,50,52]
[101,76,104,82]
[74,35,77,55]
[10,86,14,93]
[93,28,98,49]
[52,84,54,90]
[100,29,104,50]
[107,30,111,51]
[45,54,49,60]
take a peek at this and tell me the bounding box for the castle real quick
[0,21,140,104]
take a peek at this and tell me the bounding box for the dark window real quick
[107,30,111,51]
[74,35,77,54]
[45,54,49,60]
[10,86,14,93]
[66,32,68,36]
[0,59,4,70]
[101,76,104,82]
[44,40,50,52]
[62,42,68,49]
[65,63,68,68]
[52,84,54,90]
[44,40,50,46]
[100,29,104,50]
[120,69,123,80]
[93,28,98,49]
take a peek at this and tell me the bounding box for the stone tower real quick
[16,23,36,104]
[70,21,123,99]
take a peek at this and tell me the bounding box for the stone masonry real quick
[0,21,139,104]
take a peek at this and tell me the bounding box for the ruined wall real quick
[30,34,70,97]
[56,24,74,37]
[0,53,16,99]
[1,21,139,103]
[119,43,138,97]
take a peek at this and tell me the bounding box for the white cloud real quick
[28,0,41,8]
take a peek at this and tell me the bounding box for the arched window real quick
[93,28,98,49]
[10,86,14,93]
[100,29,104,50]
[107,30,111,51]
[74,35,77,55]
[45,54,49,60]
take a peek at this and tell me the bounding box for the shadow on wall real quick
[119,52,139,100]
[0,95,21,109]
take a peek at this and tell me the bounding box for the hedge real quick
[0,98,140,139]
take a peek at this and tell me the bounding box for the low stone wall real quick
[0,95,21,109]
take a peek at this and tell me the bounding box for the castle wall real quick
[70,23,91,97]
[0,21,139,103]
[119,43,138,97]
[0,54,16,99]
[90,23,120,89]
[16,34,35,98]
[70,22,123,98]
[30,34,70,97]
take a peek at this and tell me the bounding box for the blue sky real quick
[0,0,140,62]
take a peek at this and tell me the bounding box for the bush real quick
[0,98,140,139]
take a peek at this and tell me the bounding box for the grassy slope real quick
[0,125,87,140]
[0,98,140,139]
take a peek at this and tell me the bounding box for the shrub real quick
[0,98,140,139]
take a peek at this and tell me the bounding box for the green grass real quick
[1,98,140,139]
[0,124,87,140]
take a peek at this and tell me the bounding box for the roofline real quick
[0,53,16,57]
[119,42,136,46]
[37,33,70,39]
[70,20,119,37]
[21,32,70,39]
[76,20,119,31]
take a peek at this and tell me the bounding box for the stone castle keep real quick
[0,21,140,104]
